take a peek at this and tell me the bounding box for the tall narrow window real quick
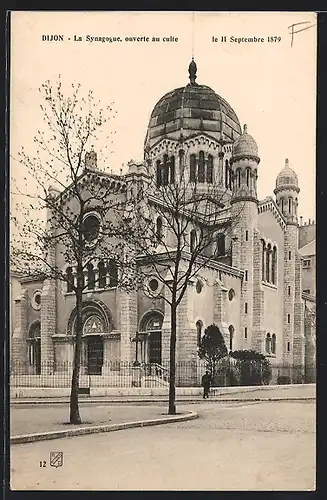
[288,251,291,260]
[228,325,234,351]
[281,198,284,213]
[156,160,162,187]
[198,151,205,183]
[265,333,271,354]
[196,320,203,347]
[190,229,197,253]
[170,156,175,184]
[245,230,249,241]
[288,198,292,214]
[98,261,106,288]
[109,260,118,287]
[156,217,163,241]
[272,246,277,285]
[162,154,169,185]
[190,154,196,182]
[271,334,276,355]
[266,244,271,282]
[178,149,184,178]
[288,285,291,296]
[216,233,225,257]
[225,160,229,189]
[66,267,74,293]
[287,341,290,352]
[237,169,241,188]
[206,155,213,183]
[288,314,291,324]
[261,240,266,281]
[246,168,250,187]
[245,270,248,281]
[245,302,248,314]
[244,327,248,339]
[87,263,95,290]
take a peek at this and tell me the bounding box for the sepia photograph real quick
[9,11,316,491]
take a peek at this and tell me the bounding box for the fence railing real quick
[10,360,316,388]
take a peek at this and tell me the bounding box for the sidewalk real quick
[11,404,174,438]
[11,384,316,406]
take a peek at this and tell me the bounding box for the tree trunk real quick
[168,304,177,415]
[69,285,83,424]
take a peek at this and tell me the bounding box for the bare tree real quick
[11,78,132,424]
[121,150,244,415]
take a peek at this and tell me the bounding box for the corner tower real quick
[274,159,304,371]
[230,124,260,349]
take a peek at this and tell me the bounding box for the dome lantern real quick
[188,57,197,85]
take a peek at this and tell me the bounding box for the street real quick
[11,397,315,490]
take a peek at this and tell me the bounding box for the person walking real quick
[201,370,212,399]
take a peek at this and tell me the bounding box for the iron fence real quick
[10,359,316,388]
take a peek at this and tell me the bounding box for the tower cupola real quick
[274,158,299,224]
[230,124,260,203]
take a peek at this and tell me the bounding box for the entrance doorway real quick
[86,336,104,375]
[148,331,162,365]
[143,313,163,365]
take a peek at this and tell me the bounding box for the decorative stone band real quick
[273,184,300,195]
[230,153,260,164]
[51,331,121,341]
[230,195,258,205]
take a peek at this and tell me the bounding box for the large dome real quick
[144,59,242,149]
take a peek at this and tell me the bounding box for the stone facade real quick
[11,60,315,381]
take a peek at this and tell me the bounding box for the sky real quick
[10,11,317,222]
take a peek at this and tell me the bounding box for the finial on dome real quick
[243,124,247,133]
[285,158,289,166]
[188,57,197,85]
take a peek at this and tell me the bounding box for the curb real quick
[11,396,315,405]
[11,411,198,445]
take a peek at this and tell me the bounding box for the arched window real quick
[198,151,205,183]
[246,168,250,187]
[266,243,271,282]
[237,169,241,188]
[216,233,225,257]
[66,266,74,293]
[228,325,234,351]
[170,156,175,184]
[225,160,229,189]
[190,229,197,253]
[87,263,95,290]
[156,217,163,241]
[206,155,213,183]
[229,166,232,189]
[265,333,271,354]
[27,321,41,374]
[162,155,169,185]
[108,260,118,288]
[272,246,277,285]
[156,160,162,187]
[178,150,184,177]
[261,240,266,281]
[190,154,196,182]
[288,197,292,214]
[98,261,106,288]
[196,320,203,347]
[271,334,276,354]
